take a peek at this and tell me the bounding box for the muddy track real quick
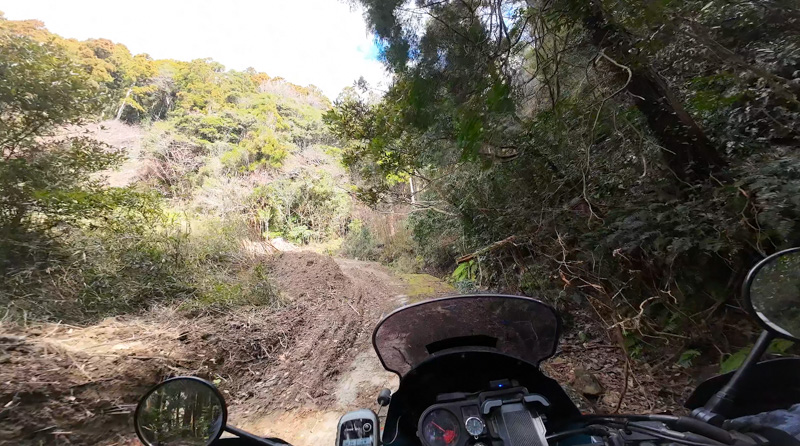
[232,256,412,446]
[0,251,685,446]
[0,252,446,446]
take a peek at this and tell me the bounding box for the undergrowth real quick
[340,209,423,273]
[1,212,282,324]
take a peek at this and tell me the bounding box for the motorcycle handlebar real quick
[581,414,735,444]
[553,414,764,446]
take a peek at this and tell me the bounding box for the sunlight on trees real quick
[0,14,332,322]
[328,0,800,348]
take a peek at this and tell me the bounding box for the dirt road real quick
[0,250,687,446]
[230,255,457,446]
[0,251,454,446]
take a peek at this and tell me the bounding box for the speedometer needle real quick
[431,422,456,444]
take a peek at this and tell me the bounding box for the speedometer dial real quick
[421,409,461,446]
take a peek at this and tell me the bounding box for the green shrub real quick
[173,112,246,144]
[378,222,422,272]
[390,254,424,273]
[1,207,282,323]
[339,214,424,272]
[140,122,207,198]
[341,219,379,260]
[222,127,288,171]
[219,144,252,172]
[251,172,350,244]
[408,210,461,270]
[180,216,281,311]
[1,195,190,322]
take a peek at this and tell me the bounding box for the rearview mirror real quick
[745,247,800,342]
[134,376,227,446]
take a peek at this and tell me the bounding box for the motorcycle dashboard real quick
[417,386,545,446]
[418,402,482,446]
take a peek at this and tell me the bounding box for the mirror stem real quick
[225,425,285,446]
[693,330,774,425]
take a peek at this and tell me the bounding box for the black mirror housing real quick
[744,247,800,342]
[134,376,227,446]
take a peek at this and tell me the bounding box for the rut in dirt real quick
[0,251,415,446]
[230,253,419,446]
[0,250,685,446]
[235,251,404,411]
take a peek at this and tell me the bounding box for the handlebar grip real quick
[672,417,734,444]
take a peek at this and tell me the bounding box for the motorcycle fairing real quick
[372,295,561,376]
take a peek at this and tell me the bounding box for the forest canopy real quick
[326,0,800,349]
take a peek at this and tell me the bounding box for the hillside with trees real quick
[0,13,388,445]
[1,2,799,444]
[1,13,350,323]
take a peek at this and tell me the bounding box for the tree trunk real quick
[116,88,132,121]
[409,175,417,205]
[183,391,193,427]
[583,0,725,182]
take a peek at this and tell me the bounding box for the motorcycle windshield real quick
[372,295,560,376]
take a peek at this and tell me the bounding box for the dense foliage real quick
[0,32,118,255]
[327,0,800,353]
[3,2,797,364]
[0,14,338,322]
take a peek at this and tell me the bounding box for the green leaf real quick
[623,332,643,359]
[720,347,750,374]
[768,339,794,355]
[456,112,483,162]
[720,340,794,374]
[451,261,475,282]
[677,349,701,368]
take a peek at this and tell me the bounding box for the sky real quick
[0,0,390,99]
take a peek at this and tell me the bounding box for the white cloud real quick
[0,0,390,99]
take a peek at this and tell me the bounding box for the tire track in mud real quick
[0,250,682,445]
[0,252,452,446]
[229,254,452,446]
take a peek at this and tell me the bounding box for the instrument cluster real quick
[419,403,486,446]
[417,384,552,446]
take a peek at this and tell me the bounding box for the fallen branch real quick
[559,344,619,353]
[97,354,190,361]
[346,301,361,316]
[456,236,517,264]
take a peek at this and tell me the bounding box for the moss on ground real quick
[398,273,455,302]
